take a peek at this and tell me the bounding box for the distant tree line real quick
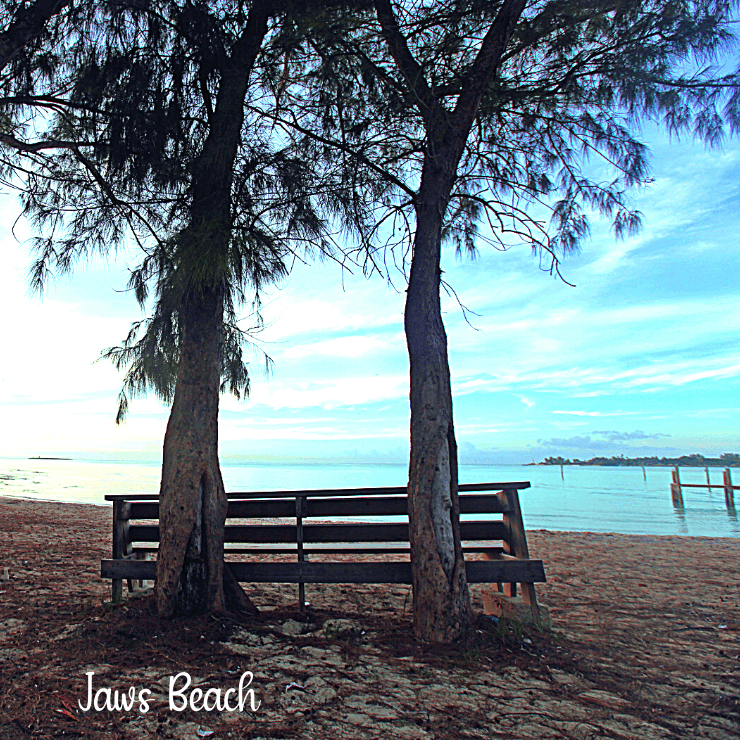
[541,454,740,468]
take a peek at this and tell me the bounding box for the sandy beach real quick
[0,496,738,739]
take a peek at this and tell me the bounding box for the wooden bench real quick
[101,482,546,621]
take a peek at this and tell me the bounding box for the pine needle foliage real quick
[3,1,368,421]
[268,0,739,274]
[3,1,738,419]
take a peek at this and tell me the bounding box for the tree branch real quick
[247,103,417,198]
[0,132,90,153]
[373,0,440,124]
[450,0,528,152]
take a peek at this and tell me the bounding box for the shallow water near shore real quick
[0,457,737,537]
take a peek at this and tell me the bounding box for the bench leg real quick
[111,500,131,604]
[500,488,543,623]
[520,582,542,626]
[503,582,517,598]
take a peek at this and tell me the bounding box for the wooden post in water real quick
[560,464,564,481]
[724,468,735,509]
[705,467,712,491]
[670,466,684,507]
[642,466,646,481]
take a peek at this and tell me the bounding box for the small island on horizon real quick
[28,456,73,461]
[536,453,740,467]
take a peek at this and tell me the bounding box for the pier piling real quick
[670,466,684,507]
[724,468,735,508]
[669,466,737,510]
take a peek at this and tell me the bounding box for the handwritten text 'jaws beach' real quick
[78,671,261,713]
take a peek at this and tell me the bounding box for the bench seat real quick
[102,557,545,584]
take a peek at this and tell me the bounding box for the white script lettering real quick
[78,671,152,714]
[169,671,260,712]
[80,670,260,713]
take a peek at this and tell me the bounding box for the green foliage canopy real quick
[269,0,740,274]
[1,0,368,420]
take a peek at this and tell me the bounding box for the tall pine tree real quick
[9,0,361,616]
[271,0,740,641]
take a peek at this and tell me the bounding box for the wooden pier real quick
[670,466,738,509]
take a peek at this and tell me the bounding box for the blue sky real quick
[1,123,739,465]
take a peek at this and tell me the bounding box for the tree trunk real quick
[155,285,222,616]
[155,283,258,617]
[405,193,472,643]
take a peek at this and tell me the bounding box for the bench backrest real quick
[105,482,531,554]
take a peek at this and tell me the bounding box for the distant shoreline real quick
[538,454,740,468]
[27,456,73,461]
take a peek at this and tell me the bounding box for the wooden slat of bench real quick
[308,497,405,517]
[467,559,545,583]
[128,503,160,519]
[130,545,505,556]
[224,497,409,519]
[101,558,545,584]
[127,520,509,545]
[226,500,296,518]
[224,545,505,555]
[105,481,531,503]
[127,493,513,521]
[223,546,413,555]
[128,525,160,542]
[230,559,546,583]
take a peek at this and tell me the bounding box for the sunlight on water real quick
[0,459,161,503]
[0,458,737,537]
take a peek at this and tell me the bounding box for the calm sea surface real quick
[0,458,737,537]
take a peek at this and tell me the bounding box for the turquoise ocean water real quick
[0,457,737,537]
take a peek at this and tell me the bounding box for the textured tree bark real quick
[155,285,229,617]
[155,283,260,617]
[405,193,472,643]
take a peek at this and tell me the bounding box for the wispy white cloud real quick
[586,236,646,276]
[591,430,671,441]
[280,334,393,360]
[553,410,638,417]
[256,266,404,344]
[250,374,409,410]
[536,429,672,452]
[453,351,740,398]
[1,135,740,463]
